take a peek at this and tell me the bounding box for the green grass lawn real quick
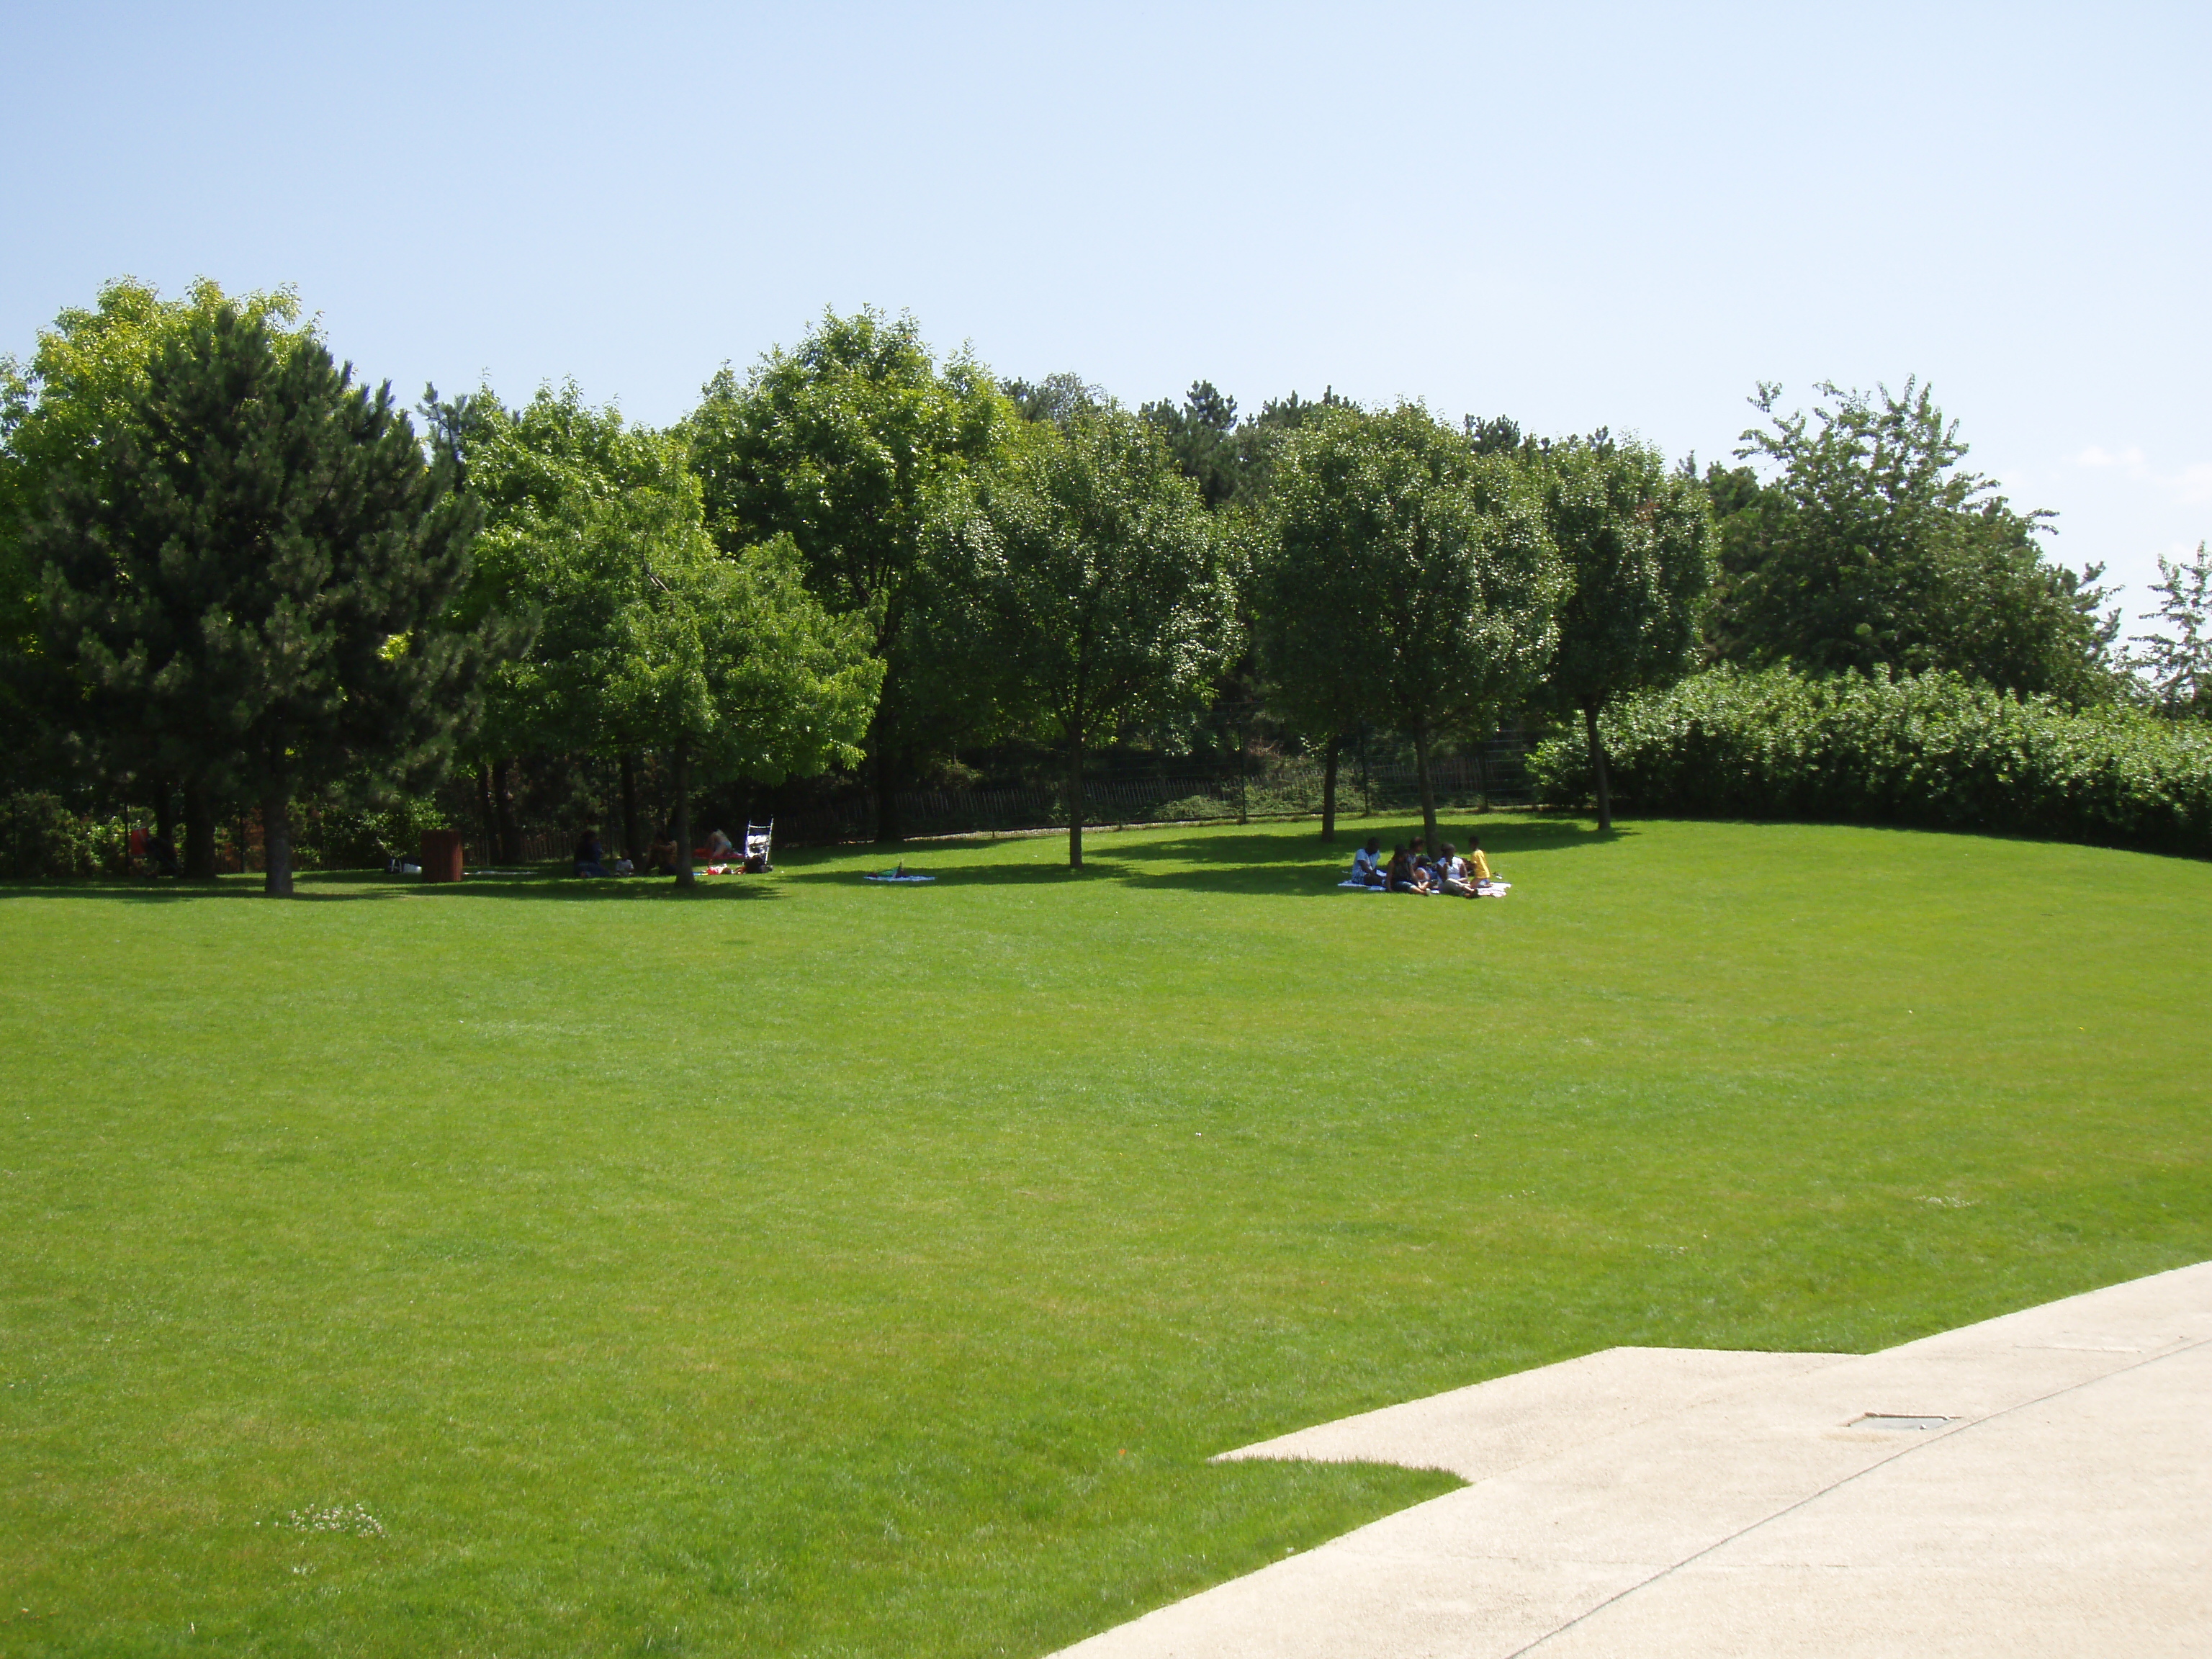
[4,814,2208,1657]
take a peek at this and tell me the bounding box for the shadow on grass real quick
[0,868,786,904]
[0,819,1630,904]
[783,817,1632,897]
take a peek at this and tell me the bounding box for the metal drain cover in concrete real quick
[1850,1413,1951,1430]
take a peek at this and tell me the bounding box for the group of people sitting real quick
[572,825,760,878]
[1346,834,1508,897]
[127,827,181,878]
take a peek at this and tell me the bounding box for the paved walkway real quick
[1055,1261,2212,1657]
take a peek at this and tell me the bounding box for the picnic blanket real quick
[865,873,936,884]
[1336,877,1513,896]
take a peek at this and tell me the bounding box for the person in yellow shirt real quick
[1465,837,1494,885]
[1460,832,1495,898]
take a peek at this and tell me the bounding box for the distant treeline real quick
[2,281,2207,886]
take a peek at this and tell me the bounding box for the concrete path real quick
[1053,1261,2212,1657]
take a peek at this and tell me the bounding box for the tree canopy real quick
[1266,404,1565,853]
[928,405,1234,868]
[0,276,315,824]
[1539,436,1717,830]
[686,307,1009,837]
[2131,544,2212,720]
[1713,381,2119,703]
[30,300,483,894]
[446,382,879,882]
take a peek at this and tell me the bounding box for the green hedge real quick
[0,791,451,879]
[0,793,122,878]
[1529,667,2212,858]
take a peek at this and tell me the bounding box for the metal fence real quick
[776,739,1541,846]
[492,737,1543,858]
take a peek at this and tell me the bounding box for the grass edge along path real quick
[1,815,2207,1657]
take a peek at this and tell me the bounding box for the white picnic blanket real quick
[1336,878,1512,896]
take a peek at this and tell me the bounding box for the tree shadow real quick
[0,868,786,904]
[779,817,1632,899]
[0,819,1633,906]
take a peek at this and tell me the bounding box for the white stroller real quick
[742,820,774,873]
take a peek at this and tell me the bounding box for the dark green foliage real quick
[1264,403,1563,853]
[1139,380,1242,509]
[1529,665,2212,857]
[30,303,484,894]
[0,790,112,877]
[0,279,318,827]
[927,405,1236,868]
[686,308,1007,837]
[1539,438,1717,830]
[1002,372,1102,426]
[1709,382,2121,703]
[1136,382,1358,513]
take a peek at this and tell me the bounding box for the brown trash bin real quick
[420,828,465,883]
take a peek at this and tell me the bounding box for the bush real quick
[1529,667,2212,858]
[296,793,451,871]
[0,792,118,878]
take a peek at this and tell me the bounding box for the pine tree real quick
[32,303,483,894]
[2131,544,2212,719]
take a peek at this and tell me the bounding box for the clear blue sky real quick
[5,2,2206,624]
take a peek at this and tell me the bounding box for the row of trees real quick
[4,279,2200,890]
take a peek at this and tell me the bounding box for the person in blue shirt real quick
[572,827,611,878]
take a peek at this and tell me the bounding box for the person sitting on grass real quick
[1437,842,1474,897]
[572,826,611,878]
[1351,837,1385,886]
[703,828,738,865]
[644,827,680,876]
[1387,844,1419,892]
[1466,836,1496,888]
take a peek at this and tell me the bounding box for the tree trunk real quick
[493,757,521,864]
[1412,721,1440,858]
[182,779,218,881]
[619,752,645,865]
[1066,733,1085,870]
[672,737,695,890]
[476,763,499,862]
[152,777,176,848]
[1582,700,1614,833]
[261,787,295,897]
[1320,734,1340,842]
[873,735,902,845]
[1236,723,1249,825]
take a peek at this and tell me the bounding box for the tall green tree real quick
[686,308,1008,840]
[446,387,878,881]
[1,277,313,866]
[1140,380,1242,509]
[2130,543,2212,719]
[928,405,1236,869]
[1717,381,2119,701]
[1269,404,1565,854]
[31,302,483,895]
[599,513,881,889]
[1540,437,1717,831]
[442,382,680,861]
[1251,516,1372,844]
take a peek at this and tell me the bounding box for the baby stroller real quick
[742,820,774,873]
